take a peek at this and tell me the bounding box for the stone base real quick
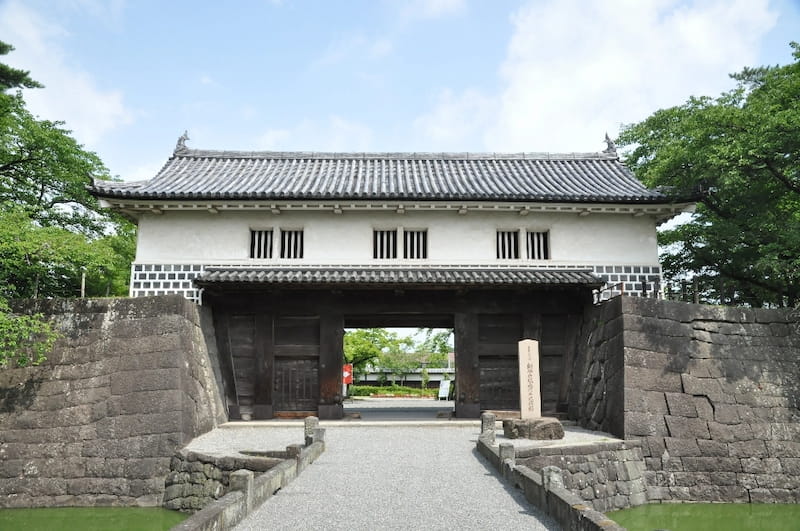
[502,417,565,440]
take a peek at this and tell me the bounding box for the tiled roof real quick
[92,148,667,204]
[194,266,603,288]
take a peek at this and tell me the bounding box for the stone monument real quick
[502,339,564,440]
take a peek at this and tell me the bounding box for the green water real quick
[0,507,187,531]
[609,503,800,531]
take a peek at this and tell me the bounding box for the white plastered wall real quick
[134,209,659,266]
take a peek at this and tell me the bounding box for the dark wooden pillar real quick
[454,312,480,418]
[252,312,274,419]
[318,312,344,420]
[557,313,582,412]
[213,312,240,420]
[522,312,542,340]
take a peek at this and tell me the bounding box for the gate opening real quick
[342,319,455,421]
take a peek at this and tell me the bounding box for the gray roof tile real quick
[195,266,603,288]
[92,149,666,203]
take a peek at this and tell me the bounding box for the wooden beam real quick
[454,312,480,418]
[252,312,273,419]
[318,312,344,420]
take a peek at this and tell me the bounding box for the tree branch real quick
[761,159,800,195]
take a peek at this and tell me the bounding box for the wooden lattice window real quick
[403,230,428,259]
[496,230,520,259]
[526,231,550,260]
[280,229,304,259]
[373,230,398,259]
[250,230,273,259]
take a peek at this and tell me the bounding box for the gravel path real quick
[233,425,559,531]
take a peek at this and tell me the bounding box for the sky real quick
[1,0,798,183]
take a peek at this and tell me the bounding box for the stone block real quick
[664,393,697,417]
[685,359,725,378]
[748,488,774,503]
[664,437,702,457]
[682,457,742,473]
[706,421,736,443]
[680,375,730,403]
[665,416,710,439]
[502,418,564,440]
[697,439,729,457]
[623,348,676,370]
[625,412,668,437]
[642,436,666,459]
[755,474,797,490]
[780,458,800,474]
[624,389,668,415]
[625,366,683,393]
[737,473,758,489]
[728,440,768,458]
[765,440,800,458]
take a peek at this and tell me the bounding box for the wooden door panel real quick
[479,356,519,411]
[274,358,319,412]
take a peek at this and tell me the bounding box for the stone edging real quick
[170,419,326,531]
[477,436,624,531]
[170,440,324,531]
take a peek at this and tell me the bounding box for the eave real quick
[96,198,695,223]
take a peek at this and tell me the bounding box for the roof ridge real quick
[173,148,619,161]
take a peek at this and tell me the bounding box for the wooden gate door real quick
[477,314,522,411]
[274,358,319,412]
[273,316,320,415]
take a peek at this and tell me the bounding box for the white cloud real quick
[315,34,394,67]
[256,116,373,152]
[122,162,163,182]
[414,0,777,153]
[0,1,134,147]
[400,0,466,20]
[413,88,495,150]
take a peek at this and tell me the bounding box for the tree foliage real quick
[343,328,414,376]
[618,43,800,307]
[0,41,42,91]
[343,328,453,384]
[0,40,136,367]
[0,299,57,368]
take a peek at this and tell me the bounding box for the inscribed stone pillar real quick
[518,339,541,419]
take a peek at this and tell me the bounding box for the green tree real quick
[414,328,453,368]
[378,345,418,386]
[0,41,135,366]
[618,43,800,307]
[343,328,413,379]
[0,41,42,91]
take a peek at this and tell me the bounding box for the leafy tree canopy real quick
[0,41,135,367]
[618,42,800,307]
[344,328,414,375]
[343,328,453,384]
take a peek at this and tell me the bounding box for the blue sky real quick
[1,0,798,182]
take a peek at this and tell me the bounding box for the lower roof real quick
[194,266,603,289]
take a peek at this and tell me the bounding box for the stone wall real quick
[571,296,800,504]
[476,435,625,531]
[568,297,625,437]
[516,440,648,513]
[163,450,287,512]
[0,296,227,507]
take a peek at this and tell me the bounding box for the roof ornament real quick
[174,130,189,154]
[603,133,617,155]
